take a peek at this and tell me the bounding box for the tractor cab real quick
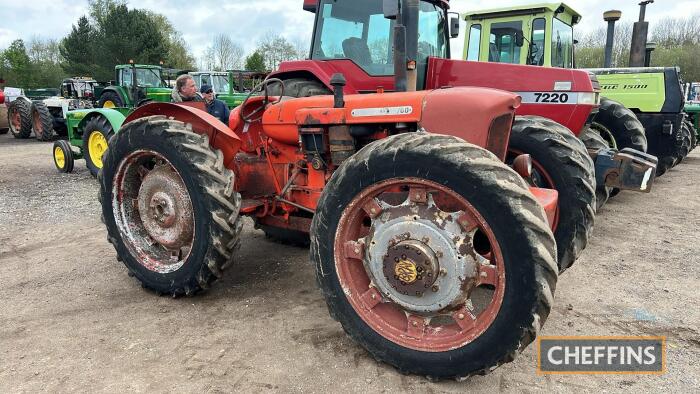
[305,0,456,90]
[98,63,171,108]
[463,3,580,68]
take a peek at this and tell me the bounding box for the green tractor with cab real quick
[188,70,267,109]
[96,63,172,108]
[462,2,694,174]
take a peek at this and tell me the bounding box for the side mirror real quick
[450,15,460,38]
[515,31,525,47]
[383,0,399,19]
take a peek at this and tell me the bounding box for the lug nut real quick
[431,285,439,292]
[458,313,465,320]
[412,321,418,327]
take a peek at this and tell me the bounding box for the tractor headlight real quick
[578,92,600,106]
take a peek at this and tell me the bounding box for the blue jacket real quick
[206,99,230,125]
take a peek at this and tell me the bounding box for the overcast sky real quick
[3,0,699,62]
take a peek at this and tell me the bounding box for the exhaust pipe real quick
[391,0,419,92]
[603,10,622,68]
[629,1,654,67]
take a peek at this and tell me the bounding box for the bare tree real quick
[208,34,244,71]
[256,31,301,70]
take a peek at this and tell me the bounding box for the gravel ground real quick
[0,135,698,393]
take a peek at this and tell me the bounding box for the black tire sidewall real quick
[98,91,124,108]
[313,144,543,377]
[53,140,74,173]
[101,125,215,293]
[82,117,114,177]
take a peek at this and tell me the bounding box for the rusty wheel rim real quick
[334,178,506,352]
[113,150,195,273]
[33,110,42,138]
[10,107,21,131]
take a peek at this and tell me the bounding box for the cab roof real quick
[115,64,162,70]
[463,2,581,25]
[303,0,450,13]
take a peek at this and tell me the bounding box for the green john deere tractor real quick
[462,2,693,175]
[96,63,171,109]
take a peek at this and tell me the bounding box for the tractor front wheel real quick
[509,116,596,272]
[312,133,557,380]
[53,140,74,173]
[32,101,55,141]
[99,116,243,296]
[82,116,115,177]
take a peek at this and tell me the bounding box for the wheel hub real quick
[137,165,194,250]
[383,240,440,296]
[366,195,479,314]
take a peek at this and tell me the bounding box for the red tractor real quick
[101,0,560,380]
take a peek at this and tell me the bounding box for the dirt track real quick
[0,135,698,393]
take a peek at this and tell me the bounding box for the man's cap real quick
[200,84,213,94]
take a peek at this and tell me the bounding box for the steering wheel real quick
[239,78,285,123]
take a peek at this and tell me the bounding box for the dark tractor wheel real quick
[593,97,648,152]
[97,91,124,108]
[31,101,55,141]
[509,116,596,272]
[8,98,33,139]
[258,224,310,247]
[267,78,331,98]
[312,133,557,380]
[579,126,613,210]
[675,121,693,165]
[82,116,115,177]
[53,140,74,173]
[686,119,698,150]
[99,116,243,297]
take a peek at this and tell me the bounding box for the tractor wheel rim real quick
[54,147,65,169]
[334,178,505,352]
[10,108,21,130]
[103,100,116,108]
[33,111,43,138]
[113,150,194,273]
[88,131,109,168]
[508,148,560,230]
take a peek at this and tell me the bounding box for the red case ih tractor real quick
[100,0,563,379]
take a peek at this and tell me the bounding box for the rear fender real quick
[124,102,242,165]
[77,108,127,134]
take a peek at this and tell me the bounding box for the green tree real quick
[60,16,99,78]
[245,51,266,72]
[2,39,33,87]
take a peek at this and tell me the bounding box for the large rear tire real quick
[8,98,33,139]
[82,116,115,177]
[99,116,243,296]
[593,98,648,152]
[579,126,613,210]
[97,91,124,108]
[312,133,557,380]
[509,116,596,272]
[675,121,693,165]
[32,101,55,141]
[267,78,331,98]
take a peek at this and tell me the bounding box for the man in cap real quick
[201,84,230,125]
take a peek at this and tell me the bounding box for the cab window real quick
[488,21,522,64]
[467,24,481,61]
[552,18,574,68]
[528,18,546,66]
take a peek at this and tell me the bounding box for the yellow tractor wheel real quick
[82,116,115,177]
[53,140,75,173]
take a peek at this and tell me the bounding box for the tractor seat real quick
[342,37,372,67]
